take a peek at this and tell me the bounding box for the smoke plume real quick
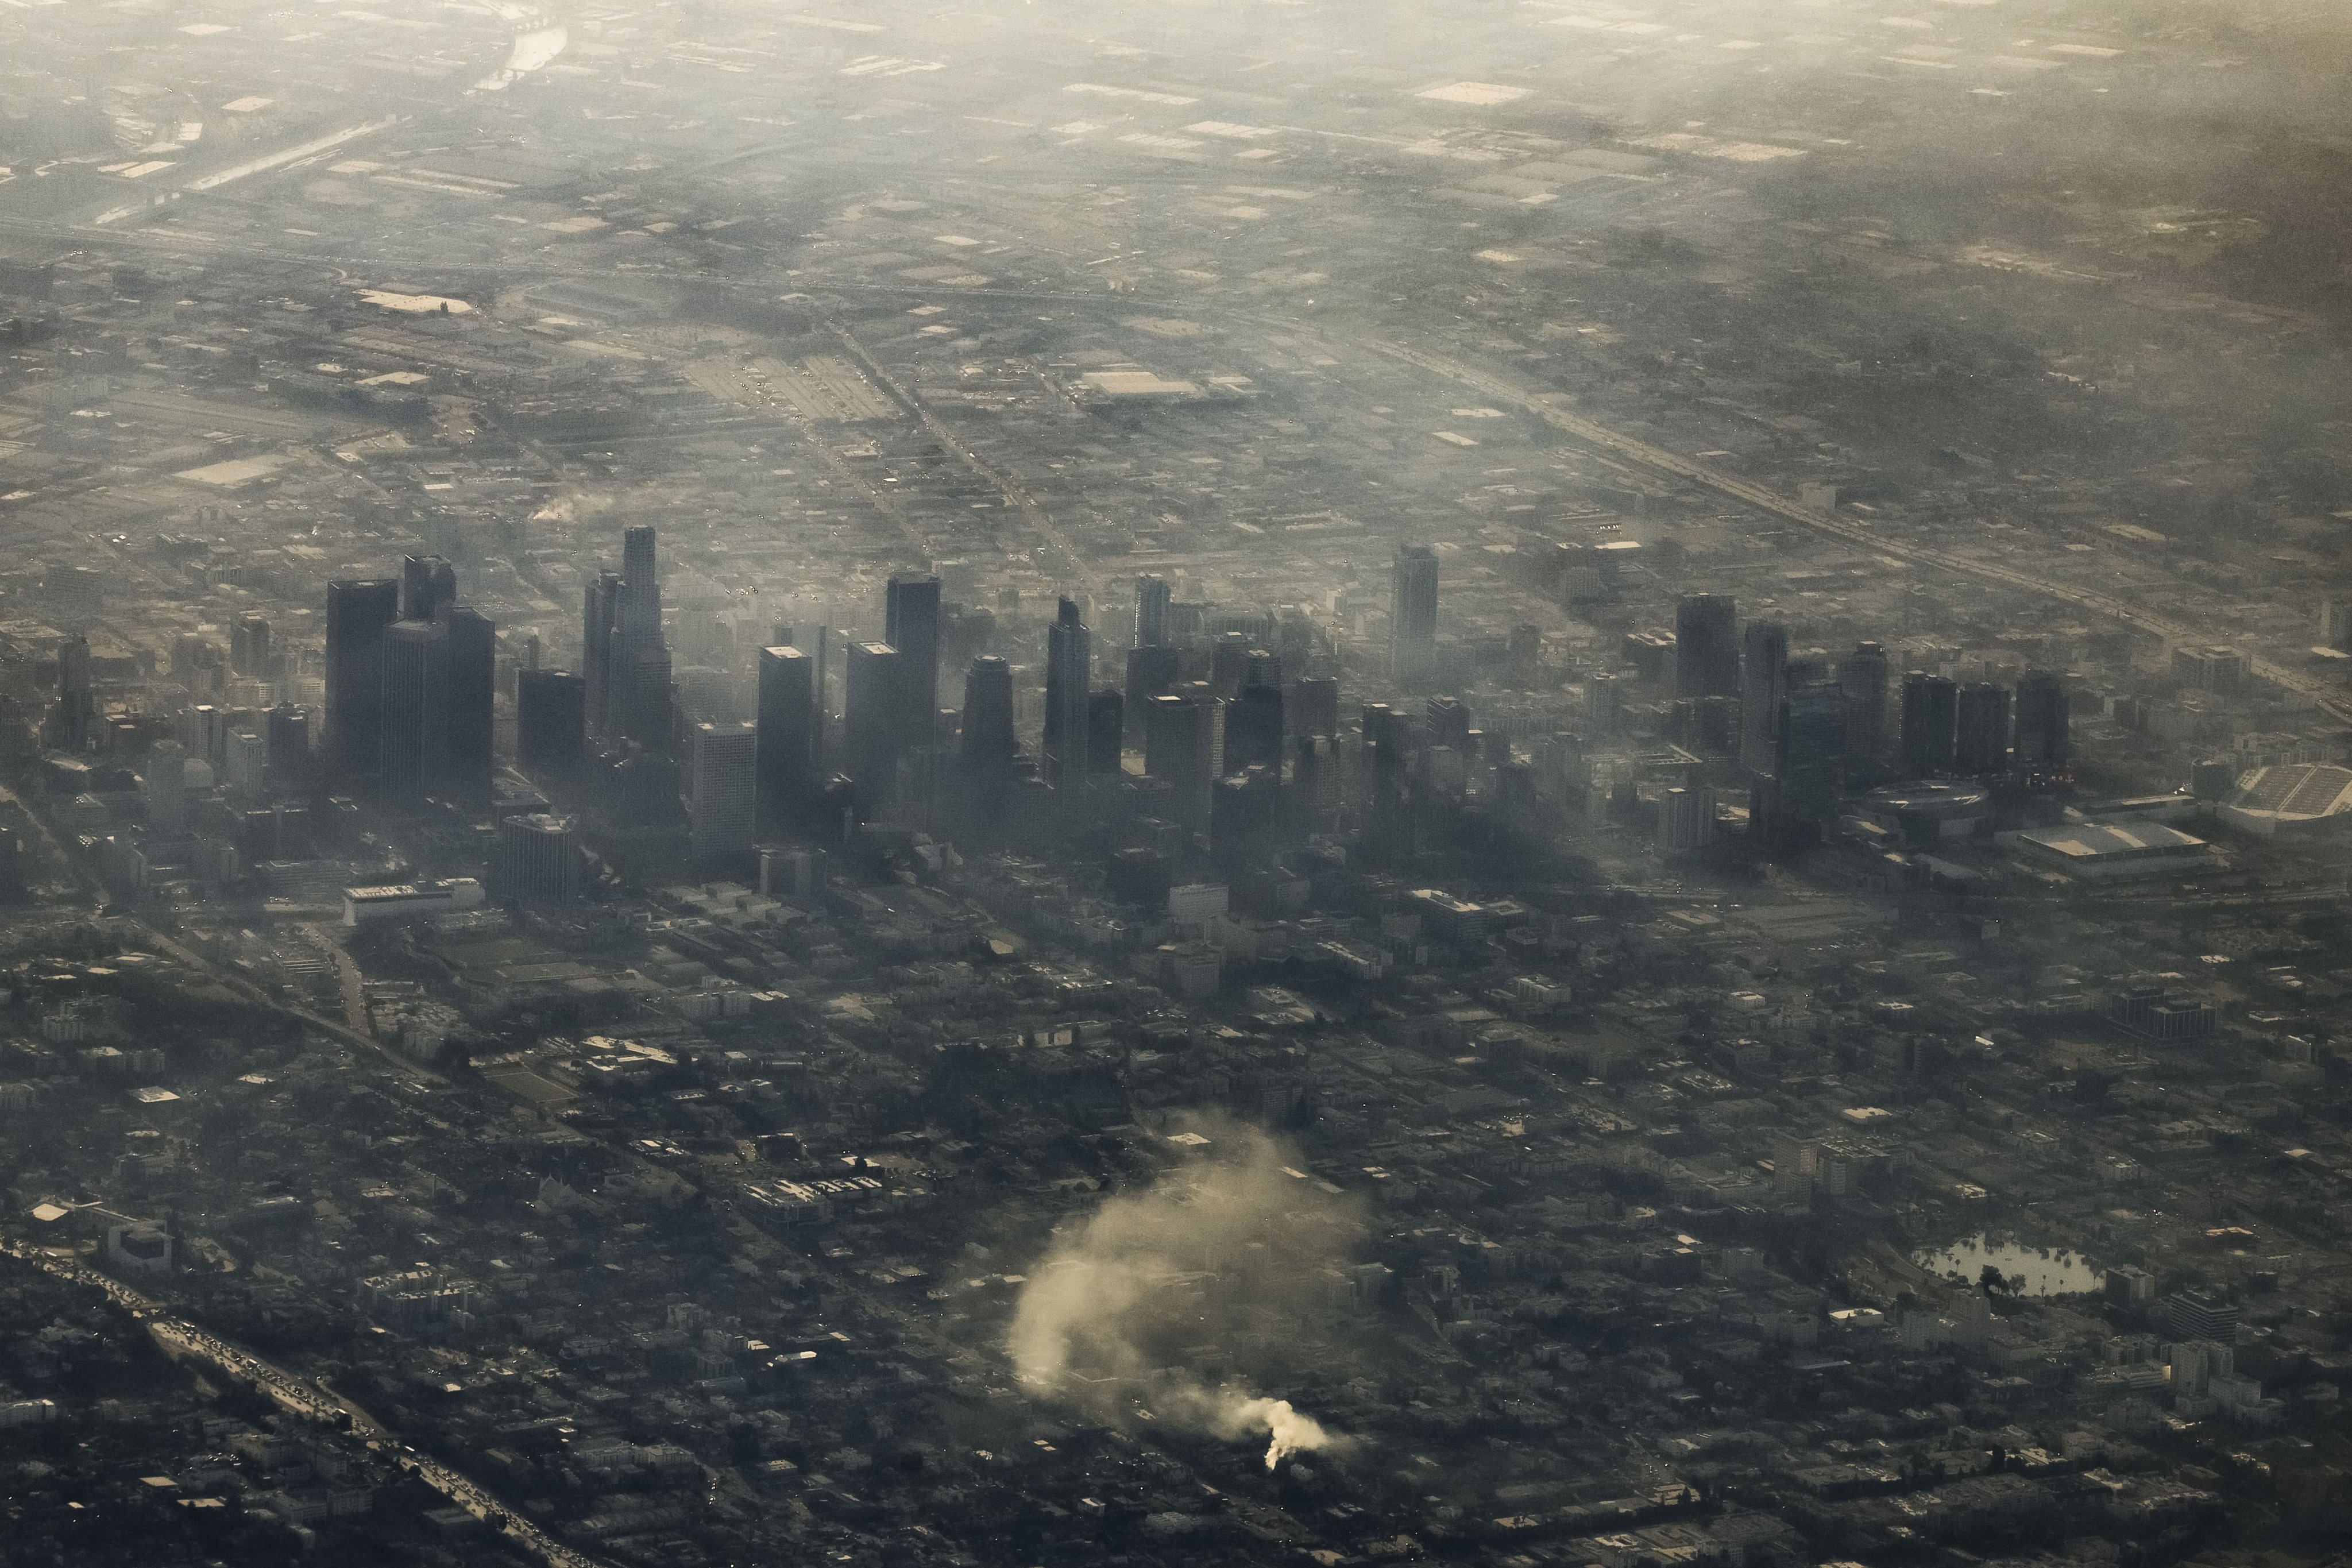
[1006,1119,1362,1470]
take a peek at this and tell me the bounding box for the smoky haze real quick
[7,0,2352,1563]
[1007,1120,1364,1470]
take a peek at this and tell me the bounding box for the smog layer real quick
[2,2,2352,1568]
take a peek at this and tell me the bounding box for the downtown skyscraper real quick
[1390,544,1439,686]
[584,525,673,750]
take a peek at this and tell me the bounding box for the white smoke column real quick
[1006,1118,1361,1469]
[1220,1396,1339,1470]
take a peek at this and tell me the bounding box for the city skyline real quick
[3,2,2350,1565]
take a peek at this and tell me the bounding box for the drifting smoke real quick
[1218,1396,1340,1472]
[1006,1120,1362,1470]
[530,489,616,526]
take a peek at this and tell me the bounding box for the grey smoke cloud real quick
[1006,1119,1362,1470]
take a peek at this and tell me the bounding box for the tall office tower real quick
[265,705,311,794]
[1673,594,1740,700]
[230,614,272,678]
[1291,733,1339,831]
[325,578,400,780]
[619,525,661,638]
[1086,690,1125,774]
[1277,607,1316,672]
[190,704,229,771]
[1772,681,1847,831]
[1658,785,1717,856]
[1134,573,1171,648]
[400,554,457,621]
[1243,647,1283,696]
[1838,642,1890,764]
[443,607,496,798]
[52,634,95,754]
[2013,670,2071,778]
[1391,543,1440,685]
[755,646,820,832]
[689,721,758,867]
[1225,658,1285,775]
[1210,766,1282,871]
[582,571,623,735]
[1590,667,1627,733]
[1364,702,1413,856]
[379,620,445,800]
[811,622,830,721]
[1739,620,1790,775]
[1426,696,1470,754]
[144,740,188,833]
[959,656,1018,770]
[381,592,497,802]
[1044,597,1091,785]
[1899,671,1959,777]
[521,631,540,672]
[612,641,674,750]
[223,728,268,802]
[1292,675,1339,740]
[580,526,673,750]
[1142,692,1215,827]
[885,574,942,750]
[844,640,903,807]
[499,813,583,904]
[1954,682,2012,775]
[517,669,588,776]
[1123,644,1181,736]
[1208,633,1252,699]
[170,632,220,692]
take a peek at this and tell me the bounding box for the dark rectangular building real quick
[756,646,819,832]
[325,579,400,781]
[517,669,587,776]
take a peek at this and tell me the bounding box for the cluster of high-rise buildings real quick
[1659,592,2073,854]
[299,531,2079,899]
[323,555,496,803]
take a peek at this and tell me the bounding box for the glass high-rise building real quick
[582,527,674,751]
[2013,670,2071,778]
[689,721,758,868]
[1134,573,1171,648]
[1225,659,1285,775]
[1899,672,1959,778]
[499,813,583,903]
[325,578,399,780]
[1044,598,1091,786]
[379,598,495,802]
[756,646,820,833]
[1739,621,1789,775]
[1674,594,1740,700]
[844,640,903,808]
[1837,642,1890,766]
[1955,682,2012,775]
[1772,681,1847,828]
[517,669,587,776]
[1390,544,1439,685]
[1143,690,1215,828]
[885,574,942,752]
[960,656,1018,770]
